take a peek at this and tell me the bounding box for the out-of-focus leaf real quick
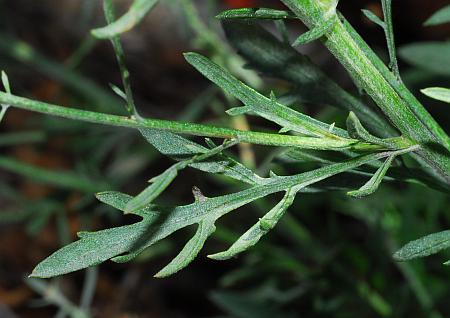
[361,9,385,28]
[91,0,159,39]
[0,33,122,113]
[139,129,263,185]
[0,155,108,193]
[421,87,450,104]
[1,70,11,94]
[399,42,450,77]
[424,4,450,26]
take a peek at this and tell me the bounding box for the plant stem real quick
[0,91,381,151]
[280,0,450,187]
[381,0,400,79]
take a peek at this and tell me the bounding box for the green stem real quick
[381,0,400,79]
[280,0,450,186]
[0,91,380,151]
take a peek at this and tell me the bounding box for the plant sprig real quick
[1,0,448,279]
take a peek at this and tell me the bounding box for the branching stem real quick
[0,91,383,151]
[280,0,450,187]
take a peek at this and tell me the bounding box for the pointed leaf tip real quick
[292,16,336,46]
[154,220,215,278]
[421,87,450,104]
[1,71,11,94]
[393,230,450,261]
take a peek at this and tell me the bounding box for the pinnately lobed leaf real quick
[393,230,450,261]
[421,87,450,105]
[30,150,407,278]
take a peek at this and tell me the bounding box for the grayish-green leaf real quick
[91,0,159,39]
[109,83,127,101]
[184,52,345,138]
[222,21,395,137]
[361,9,385,28]
[346,111,396,148]
[421,87,450,104]
[31,150,401,278]
[103,0,138,117]
[347,154,395,198]
[381,0,400,78]
[208,188,297,260]
[216,8,296,20]
[1,70,11,94]
[154,219,216,277]
[0,71,11,117]
[125,138,242,213]
[0,155,108,193]
[424,4,450,26]
[139,129,263,185]
[125,167,178,213]
[399,42,450,77]
[226,106,253,116]
[393,230,450,261]
[293,16,336,46]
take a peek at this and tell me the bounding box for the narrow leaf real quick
[293,16,336,46]
[208,188,297,260]
[126,139,240,213]
[381,0,400,78]
[222,21,394,137]
[399,41,450,77]
[0,155,108,193]
[155,219,216,277]
[226,106,252,116]
[361,9,385,28]
[125,167,178,213]
[1,71,11,94]
[424,4,450,26]
[91,0,159,39]
[347,154,395,198]
[139,129,263,185]
[346,112,394,148]
[109,83,127,101]
[216,8,296,20]
[184,52,342,138]
[31,151,397,278]
[421,87,450,104]
[393,230,450,261]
